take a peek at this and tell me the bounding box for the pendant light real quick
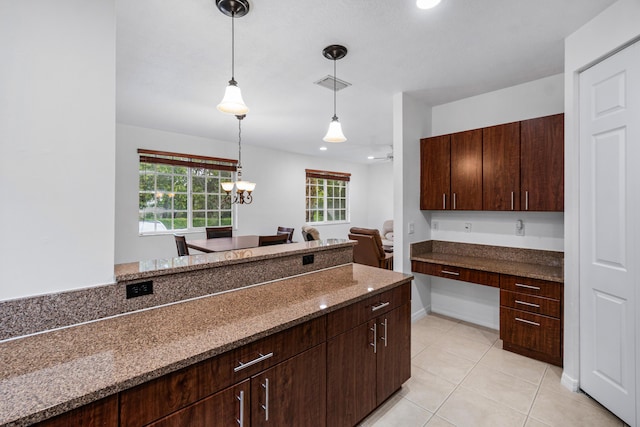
[322,45,348,143]
[221,114,256,204]
[216,0,250,115]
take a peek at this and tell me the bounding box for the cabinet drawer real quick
[120,316,325,427]
[500,275,562,299]
[411,261,499,288]
[500,307,561,361]
[327,283,410,338]
[500,290,561,318]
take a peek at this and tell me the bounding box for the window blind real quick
[305,168,351,182]
[138,149,238,172]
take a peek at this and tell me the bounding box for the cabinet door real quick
[327,321,377,427]
[147,380,250,427]
[483,122,520,210]
[251,343,326,427]
[520,113,564,211]
[376,303,411,405]
[420,135,451,210]
[451,129,483,210]
[34,395,118,427]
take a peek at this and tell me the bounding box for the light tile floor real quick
[360,313,628,427]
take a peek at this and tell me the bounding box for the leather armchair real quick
[348,227,393,270]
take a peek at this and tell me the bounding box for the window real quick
[138,149,237,234]
[305,169,350,224]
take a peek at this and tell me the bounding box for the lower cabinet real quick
[326,284,411,427]
[148,344,326,427]
[33,395,118,427]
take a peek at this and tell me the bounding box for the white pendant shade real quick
[221,181,235,192]
[217,83,249,115]
[416,0,441,10]
[323,118,347,143]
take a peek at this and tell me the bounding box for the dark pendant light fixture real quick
[221,114,255,204]
[216,0,250,115]
[322,44,348,143]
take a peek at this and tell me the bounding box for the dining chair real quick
[348,227,393,270]
[174,234,189,257]
[258,234,289,246]
[206,226,232,239]
[276,226,295,243]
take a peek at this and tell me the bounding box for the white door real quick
[579,40,639,426]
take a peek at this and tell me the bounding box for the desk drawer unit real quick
[499,275,563,366]
[411,261,499,288]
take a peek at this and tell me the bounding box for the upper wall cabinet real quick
[420,129,482,210]
[420,113,564,212]
[483,122,521,211]
[520,113,564,211]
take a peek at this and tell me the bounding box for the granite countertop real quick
[0,264,412,427]
[115,239,355,282]
[410,240,563,283]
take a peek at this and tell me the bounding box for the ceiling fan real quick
[367,145,394,162]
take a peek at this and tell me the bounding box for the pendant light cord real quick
[231,12,235,81]
[333,59,337,118]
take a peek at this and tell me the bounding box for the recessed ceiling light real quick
[320,146,328,151]
[416,0,441,10]
[367,155,374,160]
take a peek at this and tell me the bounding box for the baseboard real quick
[561,371,579,392]
[430,307,499,331]
[411,306,429,323]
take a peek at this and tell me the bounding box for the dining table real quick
[186,235,260,253]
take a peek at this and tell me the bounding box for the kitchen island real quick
[0,261,412,426]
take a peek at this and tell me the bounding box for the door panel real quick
[579,40,639,426]
[420,135,451,210]
[451,129,482,210]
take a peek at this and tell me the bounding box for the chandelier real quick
[221,114,255,204]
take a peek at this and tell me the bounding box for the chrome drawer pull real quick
[236,390,244,426]
[442,270,460,276]
[515,300,540,308]
[443,193,446,210]
[371,301,390,312]
[380,318,388,347]
[515,283,540,290]
[234,352,274,372]
[515,317,540,327]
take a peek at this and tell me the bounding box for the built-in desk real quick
[410,240,564,366]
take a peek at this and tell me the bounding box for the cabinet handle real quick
[453,193,457,210]
[442,193,446,210]
[236,390,245,427]
[442,270,460,276]
[371,301,390,312]
[261,378,269,421]
[234,352,274,372]
[370,323,377,354]
[515,300,540,308]
[515,283,540,291]
[511,191,514,210]
[525,191,529,211]
[380,318,388,347]
[515,317,540,327]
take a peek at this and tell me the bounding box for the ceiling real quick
[116,0,616,164]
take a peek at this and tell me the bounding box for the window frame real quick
[138,149,237,235]
[305,169,351,225]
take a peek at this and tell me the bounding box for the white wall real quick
[426,74,565,329]
[564,0,640,394]
[393,93,432,321]
[366,161,394,234]
[0,0,116,301]
[115,124,372,263]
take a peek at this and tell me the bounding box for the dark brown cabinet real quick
[499,275,563,366]
[326,284,411,427]
[520,113,564,211]
[33,395,118,427]
[483,122,521,211]
[420,130,482,210]
[420,114,564,212]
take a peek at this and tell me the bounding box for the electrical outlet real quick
[302,254,314,265]
[408,222,415,234]
[516,219,525,236]
[464,223,472,233]
[432,221,439,230]
[126,281,153,299]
